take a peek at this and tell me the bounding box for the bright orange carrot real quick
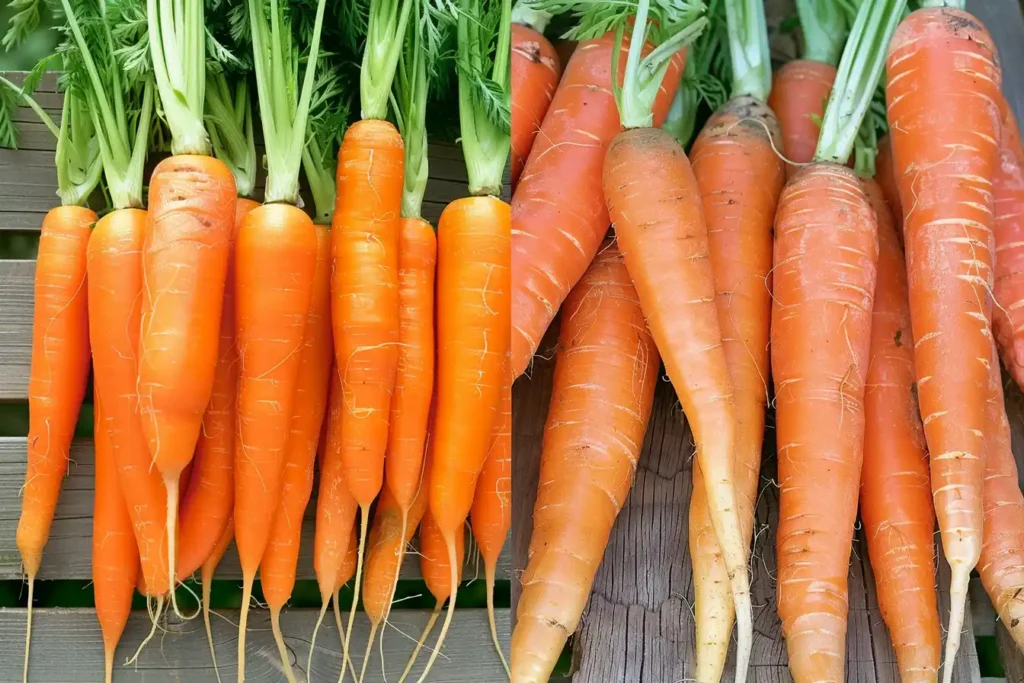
[470,367,512,675]
[979,342,1024,655]
[510,32,684,379]
[92,392,140,683]
[860,179,940,682]
[886,7,1003,678]
[176,198,259,582]
[992,104,1024,390]
[261,223,333,683]
[511,5,561,188]
[875,134,902,237]
[511,242,658,682]
[687,83,784,679]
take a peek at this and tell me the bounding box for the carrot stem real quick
[794,0,847,65]
[723,0,769,100]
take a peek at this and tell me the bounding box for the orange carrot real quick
[886,8,1003,678]
[511,6,561,188]
[91,392,140,683]
[687,88,784,678]
[510,32,683,379]
[176,198,259,581]
[511,243,658,682]
[875,134,902,238]
[860,179,940,682]
[992,104,1024,390]
[978,342,1024,655]
[470,367,512,675]
[261,223,333,683]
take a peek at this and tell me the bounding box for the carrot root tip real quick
[941,566,971,683]
[270,607,298,683]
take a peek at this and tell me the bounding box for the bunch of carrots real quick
[1,0,511,681]
[512,0,1024,682]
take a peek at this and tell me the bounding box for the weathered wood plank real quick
[972,0,1024,125]
[0,437,511,582]
[0,606,510,683]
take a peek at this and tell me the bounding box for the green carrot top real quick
[814,0,907,167]
[724,0,770,101]
[301,47,352,224]
[796,0,848,66]
[347,0,415,121]
[662,0,728,146]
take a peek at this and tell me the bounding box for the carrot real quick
[767,0,846,175]
[470,367,512,675]
[234,2,330,678]
[261,223,333,683]
[511,4,561,188]
[510,31,684,379]
[886,6,1003,679]
[875,134,902,238]
[771,2,902,678]
[685,1,783,674]
[979,343,1024,655]
[201,520,234,683]
[992,104,1024,390]
[860,179,940,682]
[511,242,659,682]
[176,198,258,582]
[91,393,140,683]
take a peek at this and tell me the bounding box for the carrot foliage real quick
[662,0,728,146]
[795,0,847,66]
[724,0,769,101]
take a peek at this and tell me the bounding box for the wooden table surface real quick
[510,1,1024,681]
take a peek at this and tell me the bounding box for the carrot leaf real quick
[511,3,552,34]
[795,0,847,66]
[814,0,906,166]
[662,0,728,146]
[2,0,49,52]
[724,0,769,101]
[301,48,353,223]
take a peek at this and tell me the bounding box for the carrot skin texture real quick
[261,224,334,610]
[875,135,903,241]
[233,203,319,575]
[992,106,1024,390]
[332,119,403,508]
[177,197,259,581]
[471,370,512,575]
[512,243,659,683]
[430,195,511,540]
[772,163,878,682]
[18,206,94,579]
[510,33,683,379]
[385,217,436,513]
[139,156,237,479]
[362,483,430,624]
[604,126,754,678]
[886,11,1002,677]
[419,510,465,604]
[687,98,784,682]
[979,343,1024,654]
[87,209,171,596]
[91,393,139,680]
[767,60,836,177]
[511,22,561,188]
[860,180,940,682]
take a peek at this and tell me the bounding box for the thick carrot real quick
[992,105,1024,390]
[139,155,237,610]
[511,6,561,188]
[510,33,683,379]
[860,179,940,682]
[886,8,1003,678]
[91,392,140,683]
[511,242,658,683]
[470,367,512,675]
[233,203,318,681]
[875,134,902,238]
[201,520,234,683]
[261,223,333,683]
[979,343,1024,655]
[768,60,836,174]
[687,94,784,681]
[176,198,259,581]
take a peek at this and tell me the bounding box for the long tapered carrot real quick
[511,242,659,683]
[860,179,940,682]
[992,104,1024,390]
[510,32,683,379]
[176,198,258,581]
[92,392,140,683]
[886,7,1003,679]
[687,90,784,679]
[511,5,560,188]
[233,203,318,680]
[470,366,512,675]
[261,223,333,683]
[979,342,1024,655]
[201,520,234,683]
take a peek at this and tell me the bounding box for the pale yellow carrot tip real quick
[484,565,510,678]
[23,575,34,683]
[357,621,379,683]
[397,601,442,683]
[307,597,332,680]
[165,476,186,621]
[202,574,223,683]
[237,575,255,683]
[414,542,459,683]
[341,507,370,683]
[270,606,298,683]
[127,595,164,667]
[104,646,114,683]
[941,566,971,683]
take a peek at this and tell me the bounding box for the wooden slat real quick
[0,606,510,683]
[0,437,511,582]
[512,356,982,682]
[0,261,32,401]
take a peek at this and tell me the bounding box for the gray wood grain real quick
[971,0,1024,125]
[0,437,510,583]
[0,606,510,683]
